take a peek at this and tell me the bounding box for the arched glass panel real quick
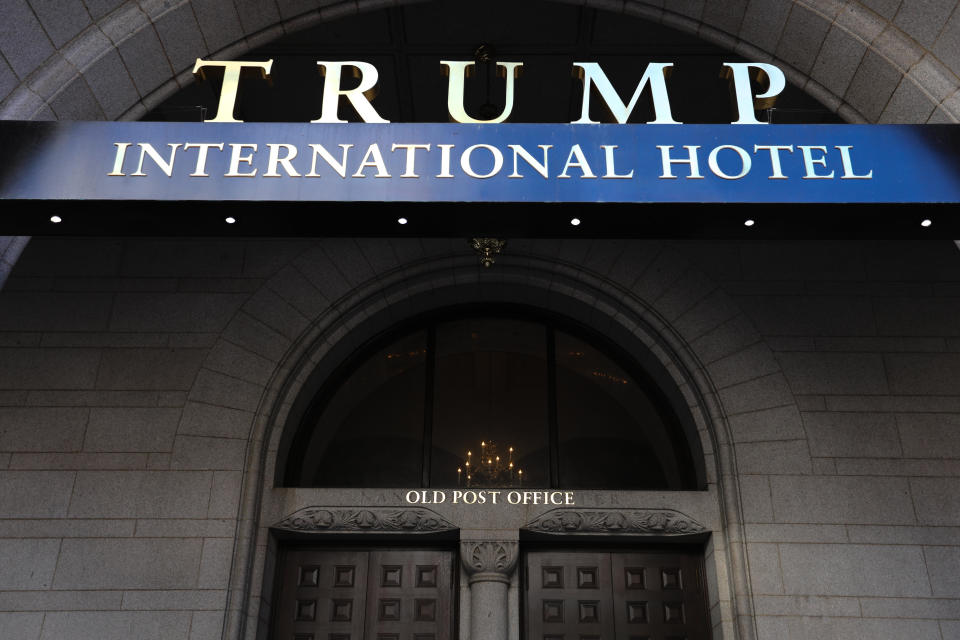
[284,312,697,489]
[556,331,678,489]
[298,330,427,487]
[430,318,550,488]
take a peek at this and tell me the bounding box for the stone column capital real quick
[460,540,518,585]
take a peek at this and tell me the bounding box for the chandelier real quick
[457,440,523,487]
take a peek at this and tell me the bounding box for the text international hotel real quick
[1,1,960,640]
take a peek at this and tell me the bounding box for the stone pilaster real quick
[460,540,519,640]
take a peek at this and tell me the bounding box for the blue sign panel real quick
[1,121,958,203]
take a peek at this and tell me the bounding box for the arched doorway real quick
[270,302,710,640]
[227,239,755,640]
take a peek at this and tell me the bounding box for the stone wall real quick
[0,236,956,639]
[681,239,960,640]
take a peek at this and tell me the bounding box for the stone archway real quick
[1,0,957,124]
[165,238,807,640]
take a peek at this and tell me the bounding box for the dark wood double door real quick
[273,547,709,640]
[273,548,454,640]
[525,550,710,640]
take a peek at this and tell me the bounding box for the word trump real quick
[405,489,575,506]
[192,58,785,125]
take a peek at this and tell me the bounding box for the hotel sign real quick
[189,59,786,126]
[1,58,959,204]
[2,120,959,203]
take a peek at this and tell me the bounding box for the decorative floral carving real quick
[523,508,706,536]
[273,507,455,533]
[460,541,518,581]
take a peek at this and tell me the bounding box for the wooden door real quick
[609,552,709,640]
[274,549,370,640]
[363,549,453,640]
[525,549,709,640]
[272,548,453,640]
[526,552,616,640]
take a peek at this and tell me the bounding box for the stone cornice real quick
[272,507,456,533]
[522,508,706,536]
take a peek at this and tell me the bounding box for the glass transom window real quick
[282,310,697,490]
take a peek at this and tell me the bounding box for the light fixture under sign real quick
[470,237,506,268]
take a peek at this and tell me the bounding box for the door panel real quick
[364,550,453,640]
[526,550,709,640]
[526,552,615,640]
[610,552,708,640]
[273,548,453,640]
[275,549,369,640]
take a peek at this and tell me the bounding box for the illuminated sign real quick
[192,58,785,125]
[3,121,958,203]
[4,56,957,207]
[404,489,576,506]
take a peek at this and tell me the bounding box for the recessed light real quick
[744,219,755,227]
[570,218,581,226]
[921,218,932,227]
[50,215,62,223]
[225,217,236,224]
[398,217,408,225]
